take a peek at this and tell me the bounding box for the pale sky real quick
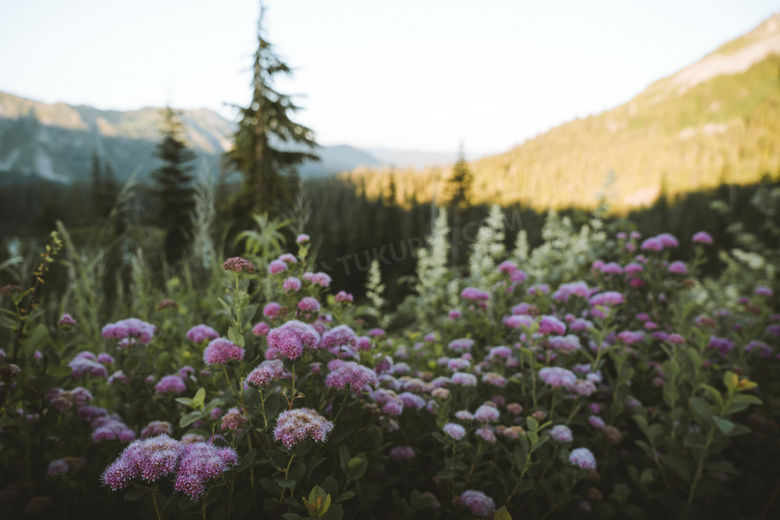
[0,0,777,156]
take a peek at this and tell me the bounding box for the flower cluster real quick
[222,257,256,274]
[102,318,155,347]
[203,338,244,365]
[102,435,236,501]
[186,324,219,343]
[266,320,321,360]
[273,408,334,448]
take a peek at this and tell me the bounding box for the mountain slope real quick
[0,92,384,183]
[342,13,780,211]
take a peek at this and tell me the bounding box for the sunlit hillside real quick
[343,14,780,212]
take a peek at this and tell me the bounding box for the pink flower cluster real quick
[641,233,679,251]
[389,446,415,461]
[273,408,334,448]
[298,296,321,312]
[460,490,496,519]
[203,338,244,365]
[102,318,155,347]
[246,359,289,386]
[268,260,287,275]
[325,360,378,391]
[174,442,238,500]
[46,387,93,412]
[550,424,573,442]
[569,447,597,470]
[539,315,566,335]
[283,277,302,292]
[102,435,237,501]
[252,322,270,336]
[266,320,321,360]
[303,271,332,287]
[186,324,219,343]
[68,352,108,379]
[57,313,77,327]
[443,422,466,439]
[320,325,358,354]
[220,408,247,431]
[538,367,577,388]
[155,375,186,395]
[589,291,624,307]
[448,338,475,352]
[222,257,256,274]
[334,291,354,303]
[141,421,172,438]
[461,287,489,301]
[91,413,136,443]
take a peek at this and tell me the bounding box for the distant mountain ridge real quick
[0,91,388,183]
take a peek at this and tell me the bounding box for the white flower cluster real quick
[511,211,608,287]
[466,205,506,288]
[411,209,454,328]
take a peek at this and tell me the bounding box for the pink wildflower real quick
[202,339,244,365]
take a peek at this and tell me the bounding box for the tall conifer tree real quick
[443,145,473,266]
[151,107,196,266]
[224,3,318,221]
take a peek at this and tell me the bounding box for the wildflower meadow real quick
[0,204,779,520]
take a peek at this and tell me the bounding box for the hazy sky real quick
[0,0,777,155]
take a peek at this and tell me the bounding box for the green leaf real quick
[236,449,256,473]
[274,478,296,488]
[712,415,735,434]
[723,371,738,392]
[723,394,763,416]
[228,327,245,348]
[698,384,724,409]
[494,505,512,520]
[175,398,196,408]
[124,488,149,501]
[724,423,751,437]
[646,424,664,443]
[179,411,202,428]
[346,456,367,482]
[689,397,713,425]
[662,360,680,381]
[683,432,707,449]
[321,503,343,520]
[263,393,283,421]
[194,387,206,406]
[685,349,702,367]
[661,454,691,482]
[334,490,354,503]
[338,446,351,473]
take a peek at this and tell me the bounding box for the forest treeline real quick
[2,168,778,322]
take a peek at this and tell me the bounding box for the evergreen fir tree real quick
[442,144,473,266]
[151,107,196,266]
[224,4,318,221]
